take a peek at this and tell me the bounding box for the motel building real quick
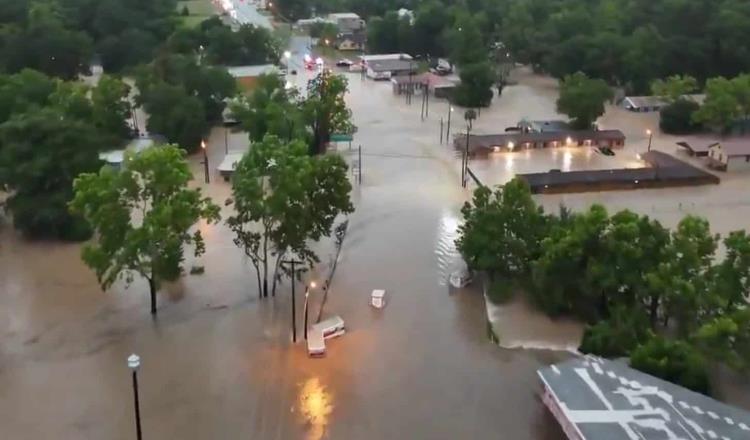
[539,356,750,440]
[456,130,626,157]
[707,141,750,171]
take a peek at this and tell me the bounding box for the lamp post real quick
[127,354,143,440]
[282,259,302,343]
[646,129,653,152]
[446,104,453,141]
[303,281,316,340]
[201,140,209,184]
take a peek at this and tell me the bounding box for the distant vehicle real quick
[598,146,615,156]
[449,271,472,289]
[336,58,353,67]
[291,69,297,75]
[505,126,522,132]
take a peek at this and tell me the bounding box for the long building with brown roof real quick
[454,130,626,157]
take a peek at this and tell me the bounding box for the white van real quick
[307,328,326,357]
[313,316,346,339]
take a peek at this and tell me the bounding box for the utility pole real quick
[464,124,471,188]
[224,126,229,154]
[440,118,444,144]
[127,354,143,440]
[446,102,453,141]
[282,259,302,343]
[358,145,362,184]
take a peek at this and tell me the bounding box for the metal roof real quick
[366,58,416,73]
[461,130,625,152]
[539,356,750,440]
[226,64,279,78]
[710,140,750,157]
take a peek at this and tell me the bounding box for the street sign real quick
[330,133,353,142]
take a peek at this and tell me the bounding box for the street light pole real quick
[446,103,453,141]
[127,354,143,440]
[201,140,209,184]
[303,281,316,340]
[647,129,653,152]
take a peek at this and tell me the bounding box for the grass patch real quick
[177,0,214,16]
[177,0,214,28]
[486,278,516,304]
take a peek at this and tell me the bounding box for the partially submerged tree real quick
[453,61,495,108]
[304,71,355,155]
[651,75,699,103]
[227,135,353,298]
[556,72,613,129]
[70,145,221,315]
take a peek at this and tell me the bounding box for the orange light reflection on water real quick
[299,377,333,440]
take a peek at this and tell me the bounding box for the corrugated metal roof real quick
[226,64,279,78]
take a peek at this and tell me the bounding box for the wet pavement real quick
[0,65,572,438]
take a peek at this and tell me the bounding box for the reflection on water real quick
[562,150,572,171]
[299,377,333,440]
[435,210,463,285]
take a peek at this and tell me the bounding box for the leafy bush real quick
[630,337,711,395]
[659,99,702,134]
[486,279,515,304]
[579,310,652,358]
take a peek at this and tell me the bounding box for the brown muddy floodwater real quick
[0,66,586,439]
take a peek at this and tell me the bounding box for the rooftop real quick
[366,58,416,73]
[539,356,750,440]
[710,140,750,157]
[226,64,279,78]
[623,94,706,109]
[328,12,361,19]
[461,130,626,152]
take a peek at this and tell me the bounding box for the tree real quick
[91,74,133,143]
[452,61,495,108]
[710,230,750,312]
[659,99,702,134]
[579,307,653,358]
[445,13,485,66]
[309,22,338,42]
[651,75,699,103]
[556,72,613,129]
[647,216,718,336]
[693,74,750,133]
[229,74,305,143]
[227,135,353,298]
[70,145,221,315]
[695,308,750,372]
[630,337,711,395]
[457,179,547,281]
[0,108,105,240]
[137,81,208,152]
[304,71,355,155]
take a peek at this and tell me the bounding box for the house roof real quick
[328,12,360,19]
[337,32,366,45]
[360,53,412,62]
[539,356,750,440]
[366,58,416,73]
[710,140,750,157]
[390,72,456,87]
[623,94,706,109]
[462,130,626,151]
[226,64,279,78]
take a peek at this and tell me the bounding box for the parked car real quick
[290,69,297,75]
[336,58,353,67]
[597,146,615,156]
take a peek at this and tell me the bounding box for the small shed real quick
[708,141,750,171]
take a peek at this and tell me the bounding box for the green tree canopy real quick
[452,61,494,108]
[70,145,220,315]
[304,71,354,155]
[556,72,613,129]
[0,107,105,240]
[651,75,699,103]
[227,135,353,298]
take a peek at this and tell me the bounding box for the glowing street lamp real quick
[646,129,653,152]
[507,141,515,151]
[201,140,209,184]
[127,354,143,440]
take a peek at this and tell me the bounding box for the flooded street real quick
[0,63,571,438]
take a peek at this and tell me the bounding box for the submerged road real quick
[0,63,568,439]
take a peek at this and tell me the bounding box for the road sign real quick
[330,133,353,142]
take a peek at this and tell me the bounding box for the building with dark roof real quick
[365,58,416,80]
[519,151,719,194]
[454,130,626,157]
[539,356,750,440]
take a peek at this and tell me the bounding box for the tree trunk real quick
[262,234,269,298]
[649,296,659,329]
[148,277,157,315]
[253,264,262,299]
[271,253,284,297]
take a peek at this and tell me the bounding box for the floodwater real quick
[0,64,595,439]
